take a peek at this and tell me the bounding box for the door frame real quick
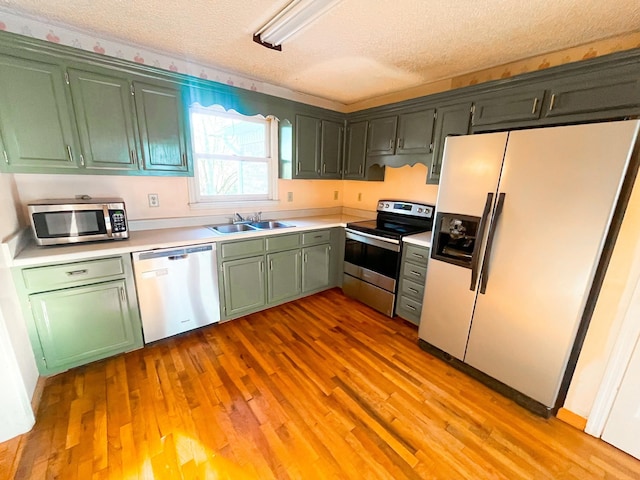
[585,239,640,436]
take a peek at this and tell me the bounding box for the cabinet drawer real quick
[396,295,422,324]
[220,238,265,259]
[21,257,125,291]
[403,244,430,267]
[402,262,427,284]
[266,233,300,252]
[399,278,425,301]
[302,229,330,245]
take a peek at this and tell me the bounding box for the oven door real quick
[343,229,401,316]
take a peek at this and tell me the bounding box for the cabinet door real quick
[0,55,80,171]
[473,90,545,127]
[29,279,139,372]
[367,116,397,156]
[302,244,331,293]
[344,120,368,179]
[428,103,472,184]
[397,109,435,155]
[68,68,139,171]
[267,250,301,304]
[295,114,320,178]
[544,75,640,119]
[320,120,343,178]
[134,81,189,173]
[222,256,266,316]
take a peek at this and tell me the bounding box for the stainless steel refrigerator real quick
[418,120,640,414]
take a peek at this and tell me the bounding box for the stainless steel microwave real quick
[28,197,129,246]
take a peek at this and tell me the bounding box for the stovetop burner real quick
[347,199,435,240]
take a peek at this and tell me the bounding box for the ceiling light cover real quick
[254,0,343,50]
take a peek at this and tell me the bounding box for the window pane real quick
[191,111,267,158]
[197,158,268,196]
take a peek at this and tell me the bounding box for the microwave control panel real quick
[109,210,128,234]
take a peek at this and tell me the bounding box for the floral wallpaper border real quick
[0,7,342,111]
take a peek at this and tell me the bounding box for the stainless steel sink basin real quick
[249,221,292,229]
[209,223,258,234]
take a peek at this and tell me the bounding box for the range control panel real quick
[377,200,434,218]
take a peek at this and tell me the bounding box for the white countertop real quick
[11,214,368,267]
[403,231,432,248]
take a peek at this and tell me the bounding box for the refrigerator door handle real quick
[470,192,494,290]
[479,192,506,294]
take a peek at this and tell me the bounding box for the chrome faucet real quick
[252,211,262,222]
[233,212,245,224]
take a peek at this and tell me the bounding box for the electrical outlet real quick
[148,193,159,207]
[358,193,362,201]
[287,192,293,202]
[333,190,339,200]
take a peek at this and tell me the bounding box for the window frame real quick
[187,104,279,209]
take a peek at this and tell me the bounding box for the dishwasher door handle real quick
[168,254,188,260]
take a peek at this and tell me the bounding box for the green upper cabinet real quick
[472,90,545,128]
[367,109,435,158]
[295,114,321,178]
[396,109,435,155]
[367,116,398,156]
[543,72,640,120]
[320,120,344,178]
[0,54,80,171]
[293,114,343,179]
[67,68,139,171]
[133,81,190,174]
[428,102,473,184]
[344,120,367,179]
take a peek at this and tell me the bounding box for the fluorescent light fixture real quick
[254,0,342,51]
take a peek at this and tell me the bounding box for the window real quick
[189,105,278,206]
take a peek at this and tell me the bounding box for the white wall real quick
[0,171,38,441]
[563,171,640,418]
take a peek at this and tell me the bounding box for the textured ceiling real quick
[1,0,640,105]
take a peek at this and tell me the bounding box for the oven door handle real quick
[345,229,401,252]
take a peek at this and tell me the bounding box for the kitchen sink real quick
[208,220,293,234]
[209,223,258,234]
[249,221,292,229]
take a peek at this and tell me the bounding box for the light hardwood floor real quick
[2,288,639,479]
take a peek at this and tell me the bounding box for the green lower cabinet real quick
[302,244,331,293]
[222,255,266,316]
[267,249,301,304]
[30,279,138,371]
[13,254,143,375]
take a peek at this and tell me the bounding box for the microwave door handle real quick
[103,205,113,237]
[470,192,494,291]
[479,192,506,294]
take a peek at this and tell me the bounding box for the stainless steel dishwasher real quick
[132,243,220,343]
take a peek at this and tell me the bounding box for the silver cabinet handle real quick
[549,94,556,111]
[79,154,85,166]
[388,138,394,150]
[429,142,433,153]
[408,287,419,294]
[397,138,403,149]
[3,150,8,164]
[410,270,421,277]
[531,97,539,114]
[66,145,74,163]
[406,304,417,311]
[297,161,301,173]
[182,153,187,165]
[260,261,264,272]
[358,164,363,175]
[65,269,87,276]
[120,287,126,302]
[322,163,326,173]
[269,259,273,270]
[411,252,424,259]
[130,150,137,163]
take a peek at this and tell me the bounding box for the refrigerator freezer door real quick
[464,120,640,408]
[419,131,508,359]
